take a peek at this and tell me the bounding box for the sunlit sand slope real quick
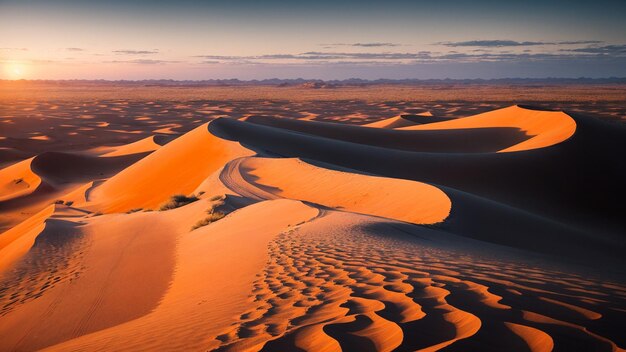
[88,122,253,212]
[220,156,450,224]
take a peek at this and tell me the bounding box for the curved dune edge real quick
[227,157,451,224]
[0,204,54,272]
[0,157,43,202]
[504,322,554,352]
[88,122,254,213]
[97,135,172,157]
[0,151,148,233]
[244,114,529,153]
[401,105,577,152]
[364,113,430,129]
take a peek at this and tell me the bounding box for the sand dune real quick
[363,112,460,130]
[220,156,451,224]
[244,115,530,153]
[0,152,144,233]
[87,122,253,212]
[210,111,625,245]
[0,103,624,351]
[0,157,42,202]
[89,134,173,157]
[400,105,577,152]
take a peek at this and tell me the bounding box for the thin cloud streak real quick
[438,40,604,47]
[104,59,179,64]
[321,42,402,48]
[112,50,159,55]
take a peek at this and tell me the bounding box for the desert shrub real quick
[54,199,64,204]
[14,178,24,184]
[191,211,226,230]
[127,208,143,213]
[159,194,199,211]
[65,200,74,206]
[197,191,205,196]
[209,194,225,202]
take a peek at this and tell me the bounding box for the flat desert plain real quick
[0,82,625,351]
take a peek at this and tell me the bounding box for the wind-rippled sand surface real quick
[0,87,625,351]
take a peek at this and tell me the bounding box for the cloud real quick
[563,44,626,55]
[439,40,548,47]
[322,42,401,48]
[112,49,159,55]
[66,47,84,52]
[557,40,604,45]
[196,51,430,62]
[198,46,626,66]
[438,40,605,47]
[104,59,178,64]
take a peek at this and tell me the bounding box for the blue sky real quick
[1,0,625,79]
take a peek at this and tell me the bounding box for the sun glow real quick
[4,62,27,79]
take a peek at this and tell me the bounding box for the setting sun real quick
[4,62,26,79]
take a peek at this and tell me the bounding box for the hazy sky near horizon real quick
[1,0,625,80]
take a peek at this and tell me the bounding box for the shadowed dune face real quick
[403,105,577,152]
[245,105,576,153]
[0,99,625,351]
[245,115,531,153]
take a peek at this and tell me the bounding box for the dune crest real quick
[89,135,172,157]
[402,105,577,152]
[0,157,42,202]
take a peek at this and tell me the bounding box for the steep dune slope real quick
[401,105,577,152]
[88,122,253,212]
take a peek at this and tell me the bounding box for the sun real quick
[4,62,27,79]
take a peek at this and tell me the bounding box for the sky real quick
[1,0,625,80]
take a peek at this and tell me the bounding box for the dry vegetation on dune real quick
[159,194,200,211]
[0,89,625,351]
